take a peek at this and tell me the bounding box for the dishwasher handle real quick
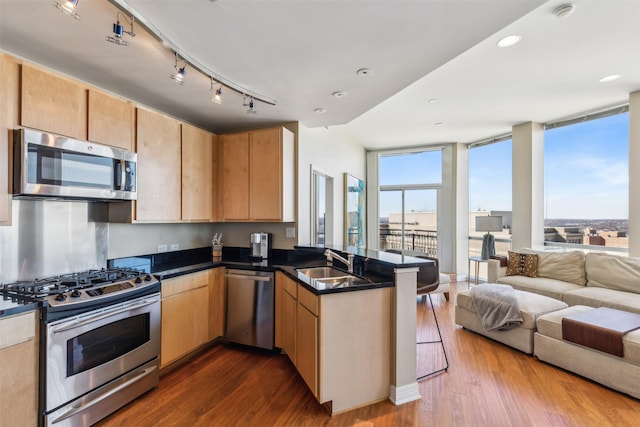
[224,273,272,282]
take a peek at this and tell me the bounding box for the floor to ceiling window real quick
[468,138,513,261]
[378,150,442,257]
[544,109,629,253]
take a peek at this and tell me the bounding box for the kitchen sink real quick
[313,276,369,289]
[296,266,351,278]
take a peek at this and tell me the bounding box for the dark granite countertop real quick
[108,245,434,296]
[0,295,40,318]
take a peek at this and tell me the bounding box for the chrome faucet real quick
[324,249,354,273]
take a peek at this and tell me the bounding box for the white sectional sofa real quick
[488,250,640,314]
[482,249,640,399]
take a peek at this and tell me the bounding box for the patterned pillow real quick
[506,251,538,277]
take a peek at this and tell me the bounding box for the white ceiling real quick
[1,0,639,150]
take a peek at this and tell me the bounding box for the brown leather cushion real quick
[491,255,508,267]
[506,251,538,278]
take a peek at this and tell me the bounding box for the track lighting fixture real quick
[210,78,223,104]
[106,12,135,46]
[54,0,80,20]
[246,97,257,114]
[170,52,187,85]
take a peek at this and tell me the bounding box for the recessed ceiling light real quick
[553,4,575,19]
[599,74,621,83]
[435,122,444,127]
[427,98,437,104]
[356,68,373,77]
[332,91,347,98]
[314,108,327,114]
[497,35,522,48]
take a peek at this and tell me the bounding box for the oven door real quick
[45,293,160,412]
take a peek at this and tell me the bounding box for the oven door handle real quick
[52,298,159,334]
[50,364,157,425]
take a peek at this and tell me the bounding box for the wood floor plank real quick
[97,280,640,427]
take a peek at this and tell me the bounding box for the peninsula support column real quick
[629,91,640,257]
[389,266,421,405]
[512,122,545,251]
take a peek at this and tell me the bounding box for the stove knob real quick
[145,275,153,281]
[71,290,82,298]
[134,277,142,284]
[55,293,67,302]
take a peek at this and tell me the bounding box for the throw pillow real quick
[506,251,538,277]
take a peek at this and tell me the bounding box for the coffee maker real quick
[250,232,271,260]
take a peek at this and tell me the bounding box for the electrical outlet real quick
[170,243,179,251]
[286,227,296,238]
[157,244,168,253]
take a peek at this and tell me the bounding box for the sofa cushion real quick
[585,253,640,293]
[506,251,538,277]
[563,286,640,315]
[497,275,583,301]
[457,288,567,330]
[536,305,640,366]
[533,250,586,286]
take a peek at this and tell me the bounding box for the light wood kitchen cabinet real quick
[21,63,87,139]
[182,124,215,221]
[296,286,319,397]
[0,53,20,225]
[219,127,294,222]
[135,108,181,222]
[160,271,210,368]
[208,267,225,341]
[88,89,134,151]
[277,273,298,365]
[0,311,38,426]
[219,132,250,220]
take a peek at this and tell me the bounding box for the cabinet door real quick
[182,124,214,221]
[250,128,282,221]
[282,283,298,365]
[220,132,250,220]
[0,53,19,225]
[161,285,209,368]
[297,302,318,397]
[21,64,87,139]
[136,108,181,222]
[88,89,134,151]
[208,267,225,341]
[0,311,38,426]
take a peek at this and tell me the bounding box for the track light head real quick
[170,53,187,85]
[212,87,222,104]
[54,0,80,20]
[246,98,257,114]
[106,13,135,46]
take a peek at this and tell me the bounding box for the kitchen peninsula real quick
[109,245,432,414]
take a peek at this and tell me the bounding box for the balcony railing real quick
[379,229,437,257]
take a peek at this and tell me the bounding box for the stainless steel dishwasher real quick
[224,269,275,350]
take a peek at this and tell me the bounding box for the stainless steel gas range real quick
[1,268,161,427]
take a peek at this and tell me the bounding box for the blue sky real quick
[380,112,629,220]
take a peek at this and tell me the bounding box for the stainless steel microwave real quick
[13,128,137,200]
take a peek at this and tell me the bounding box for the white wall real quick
[297,124,366,246]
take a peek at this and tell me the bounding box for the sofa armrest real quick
[487,259,507,283]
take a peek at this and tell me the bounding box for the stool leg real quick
[417,293,449,381]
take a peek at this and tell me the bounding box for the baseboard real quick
[389,382,421,405]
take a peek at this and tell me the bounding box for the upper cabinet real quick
[21,64,87,140]
[181,124,215,222]
[220,127,295,222]
[0,53,20,226]
[88,90,135,151]
[135,108,181,222]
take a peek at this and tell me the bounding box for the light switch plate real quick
[157,244,168,253]
[286,227,295,238]
[170,243,179,251]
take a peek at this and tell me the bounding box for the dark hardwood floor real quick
[97,280,640,426]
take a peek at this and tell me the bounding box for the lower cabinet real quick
[161,270,210,368]
[296,298,318,397]
[0,310,38,426]
[208,267,225,341]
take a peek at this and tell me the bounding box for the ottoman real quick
[535,305,640,399]
[455,287,568,354]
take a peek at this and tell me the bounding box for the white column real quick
[389,267,421,405]
[629,92,640,257]
[512,122,545,251]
